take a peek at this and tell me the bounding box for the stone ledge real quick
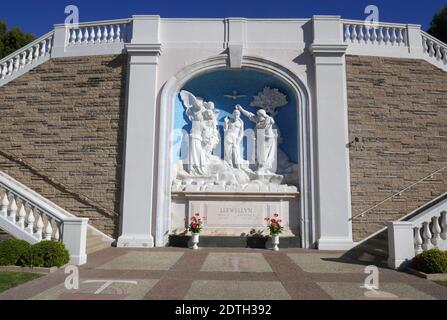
[407,267,447,281]
[0,264,68,274]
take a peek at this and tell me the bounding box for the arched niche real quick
[155,55,315,248]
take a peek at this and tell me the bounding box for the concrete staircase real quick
[344,230,389,267]
[0,226,111,254]
[86,229,112,254]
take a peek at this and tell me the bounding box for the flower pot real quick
[271,234,280,251]
[191,233,200,250]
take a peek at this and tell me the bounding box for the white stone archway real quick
[153,54,316,248]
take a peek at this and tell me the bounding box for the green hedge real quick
[20,241,69,268]
[0,239,31,266]
[0,239,69,268]
[412,248,447,274]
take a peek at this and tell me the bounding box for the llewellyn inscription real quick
[202,202,273,228]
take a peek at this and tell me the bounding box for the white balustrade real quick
[421,31,447,67]
[0,31,53,83]
[343,22,408,47]
[388,193,447,269]
[67,21,129,47]
[0,171,88,265]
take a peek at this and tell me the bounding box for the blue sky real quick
[1,0,446,37]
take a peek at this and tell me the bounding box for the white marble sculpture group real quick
[171,89,298,193]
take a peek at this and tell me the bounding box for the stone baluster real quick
[89,27,95,44]
[0,192,9,217]
[40,40,46,56]
[428,40,435,57]
[370,27,377,44]
[390,28,397,45]
[365,26,371,44]
[351,25,357,43]
[14,56,20,71]
[116,25,122,42]
[414,226,423,254]
[357,25,364,44]
[77,29,83,44]
[422,37,428,53]
[377,26,383,44]
[344,25,351,42]
[0,63,6,79]
[33,45,39,61]
[20,52,26,68]
[384,27,390,45]
[440,211,447,240]
[26,209,35,234]
[35,212,44,240]
[97,27,102,44]
[27,48,33,64]
[44,216,53,240]
[431,216,441,247]
[8,194,18,223]
[17,203,27,229]
[435,44,442,61]
[83,28,89,44]
[422,221,433,251]
[103,26,109,43]
[7,60,13,75]
[47,36,52,53]
[399,29,405,46]
[109,25,115,42]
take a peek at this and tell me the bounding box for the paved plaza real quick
[1,247,447,300]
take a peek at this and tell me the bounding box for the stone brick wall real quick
[346,56,447,242]
[0,54,127,237]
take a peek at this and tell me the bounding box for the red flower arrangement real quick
[264,214,284,235]
[188,212,206,234]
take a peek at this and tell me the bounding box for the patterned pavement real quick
[1,247,447,300]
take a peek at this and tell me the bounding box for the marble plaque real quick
[190,201,281,228]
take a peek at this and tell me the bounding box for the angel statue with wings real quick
[179,90,219,176]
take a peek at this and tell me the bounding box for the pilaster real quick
[310,16,354,250]
[117,16,162,248]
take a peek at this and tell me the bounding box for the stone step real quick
[357,243,388,259]
[169,235,301,249]
[86,242,111,254]
[368,238,388,249]
[86,229,111,254]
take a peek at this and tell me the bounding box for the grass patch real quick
[0,271,42,293]
[434,281,447,287]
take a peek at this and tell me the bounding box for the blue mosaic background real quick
[172,69,299,164]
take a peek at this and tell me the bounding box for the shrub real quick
[412,249,447,274]
[20,241,69,268]
[0,239,31,266]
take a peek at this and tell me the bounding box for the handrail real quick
[56,18,132,28]
[0,171,74,222]
[0,149,118,218]
[0,30,54,65]
[351,164,447,221]
[342,19,409,29]
[421,30,447,49]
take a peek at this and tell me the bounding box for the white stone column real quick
[387,221,415,270]
[406,24,423,57]
[310,16,354,250]
[51,24,68,58]
[63,218,88,265]
[117,16,162,248]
